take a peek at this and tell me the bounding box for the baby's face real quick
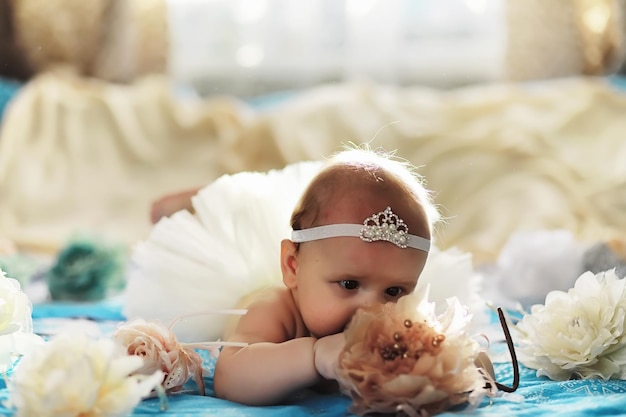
[289,235,428,338]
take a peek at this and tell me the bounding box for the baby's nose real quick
[361,291,385,308]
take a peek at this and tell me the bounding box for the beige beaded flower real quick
[113,319,205,395]
[336,287,489,417]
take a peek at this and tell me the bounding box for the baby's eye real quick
[338,280,360,290]
[385,287,404,298]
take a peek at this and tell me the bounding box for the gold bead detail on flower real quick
[379,320,446,361]
[432,334,445,347]
[380,342,409,361]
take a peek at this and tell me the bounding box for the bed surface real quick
[0,301,624,416]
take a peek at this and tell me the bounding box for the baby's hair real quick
[290,145,440,237]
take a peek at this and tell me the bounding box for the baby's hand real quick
[150,188,199,223]
[313,333,346,380]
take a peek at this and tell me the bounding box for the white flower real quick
[336,286,490,417]
[8,333,163,417]
[0,269,45,373]
[516,268,626,380]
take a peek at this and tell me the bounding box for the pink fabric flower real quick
[336,287,489,417]
[113,319,205,395]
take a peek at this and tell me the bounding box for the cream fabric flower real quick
[113,319,205,394]
[516,268,626,380]
[0,269,45,373]
[8,333,163,417]
[337,286,489,417]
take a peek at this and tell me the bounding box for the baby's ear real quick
[280,239,299,289]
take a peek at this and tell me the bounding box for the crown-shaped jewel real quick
[360,207,410,248]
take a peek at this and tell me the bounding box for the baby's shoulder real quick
[244,286,297,317]
[230,286,304,341]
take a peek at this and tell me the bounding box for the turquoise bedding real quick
[1,301,625,416]
[0,78,21,120]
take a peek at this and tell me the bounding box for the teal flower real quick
[46,237,126,302]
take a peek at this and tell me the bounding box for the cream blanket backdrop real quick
[1,72,625,261]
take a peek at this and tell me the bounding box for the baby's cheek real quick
[330,308,357,334]
[308,306,351,337]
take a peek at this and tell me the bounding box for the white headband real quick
[291,206,430,252]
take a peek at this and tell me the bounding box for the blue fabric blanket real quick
[1,301,625,416]
[0,78,21,120]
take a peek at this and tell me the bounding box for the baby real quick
[213,148,440,405]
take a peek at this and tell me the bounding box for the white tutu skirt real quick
[123,161,486,343]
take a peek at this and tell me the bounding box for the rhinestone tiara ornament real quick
[361,206,409,247]
[291,206,430,252]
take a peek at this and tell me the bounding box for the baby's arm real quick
[214,290,329,405]
[215,337,319,405]
[150,187,200,223]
